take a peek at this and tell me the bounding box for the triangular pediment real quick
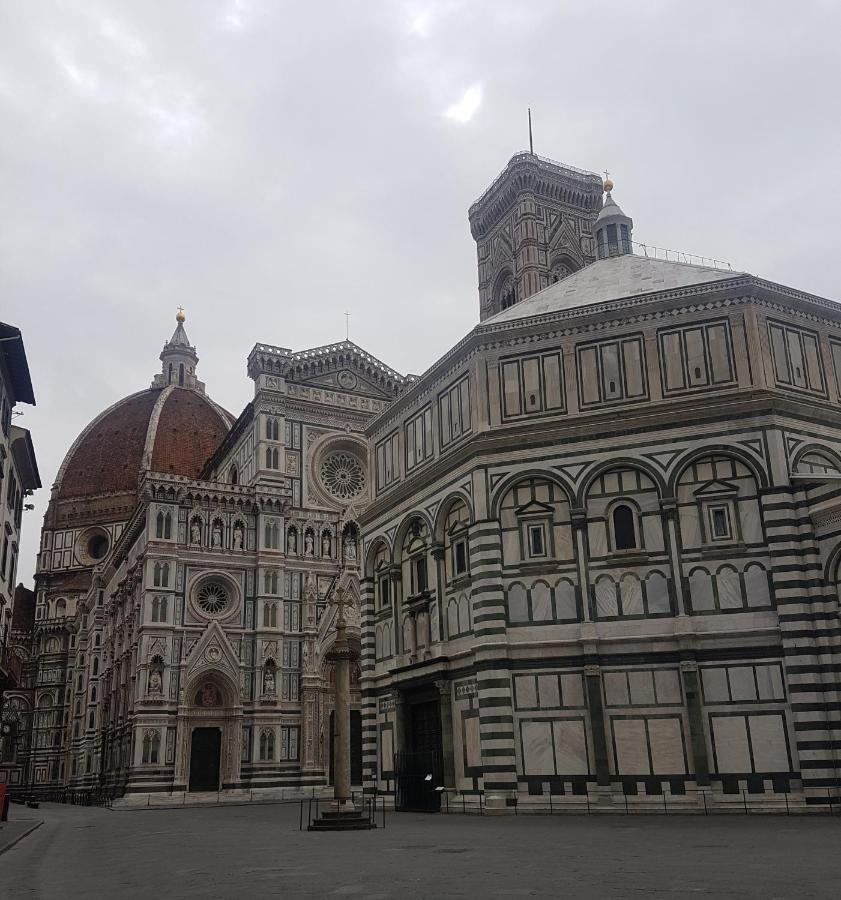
[184,620,241,685]
[284,341,405,400]
[693,479,739,497]
[516,499,554,516]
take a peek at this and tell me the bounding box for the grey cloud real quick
[2,0,839,584]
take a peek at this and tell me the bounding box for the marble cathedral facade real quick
[4,150,841,811]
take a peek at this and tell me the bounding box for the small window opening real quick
[612,504,637,551]
[527,524,546,558]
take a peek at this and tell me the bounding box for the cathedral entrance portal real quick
[395,689,443,812]
[189,727,221,792]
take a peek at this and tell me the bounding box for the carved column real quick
[680,660,710,786]
[584,664,611,787]
[408,612,418,664]
[301,575,320,774]
[436,679,456,789]
[431,545,445,645]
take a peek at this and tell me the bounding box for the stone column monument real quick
[308,574,375,831]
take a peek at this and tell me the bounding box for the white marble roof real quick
[485,254,744,325]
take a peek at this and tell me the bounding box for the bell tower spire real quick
[152,308,205,392]
[468,152,604,321]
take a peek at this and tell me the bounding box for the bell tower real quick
[468,151,604,321]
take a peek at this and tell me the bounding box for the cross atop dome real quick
[151,308,205,392]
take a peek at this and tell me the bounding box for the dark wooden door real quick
[189,727,221,792]
[411,700,442,754]
[395,698,443,812]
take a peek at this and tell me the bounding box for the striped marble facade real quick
[359,267,841,810]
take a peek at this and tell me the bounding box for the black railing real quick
[299,794,386,830]
[12,787,116,808]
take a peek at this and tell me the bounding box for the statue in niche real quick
[190,520,202,546]
[212,521,223,549]
[321,532,331,558]
[343,532,357,562]
[287,529,297,555]
[148,668,163,695]
[304,531,314,557]
[264,667,276,695]
[233,523,244,551]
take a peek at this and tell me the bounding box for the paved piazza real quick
[2,803,841,899]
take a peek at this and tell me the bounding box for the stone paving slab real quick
[0,817,44,856]
[2,801,841,898]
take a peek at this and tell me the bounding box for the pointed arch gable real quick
[364,535,393,577]
[576,459,667,507]
[667,445,769,495]
[433,489,474,544]
[392,509,435,558]
[490,469,575,519]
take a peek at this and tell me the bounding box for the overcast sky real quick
[3,0,840,587]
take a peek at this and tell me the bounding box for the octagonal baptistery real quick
[36,314,233,611]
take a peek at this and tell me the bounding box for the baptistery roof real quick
[484,253,744,325]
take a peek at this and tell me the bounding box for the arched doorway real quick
[175,672,242,793]
[189,728,222,792]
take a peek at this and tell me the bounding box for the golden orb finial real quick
[176,305,185,323]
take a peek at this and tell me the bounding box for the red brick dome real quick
[56,386,232,501]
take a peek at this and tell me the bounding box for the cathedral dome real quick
[51,312,232,518]
[55,385,232,502]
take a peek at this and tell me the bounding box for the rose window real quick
[196,580,229,615]
[320,452,365,501]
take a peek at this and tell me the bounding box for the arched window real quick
[229,465,238,485]
[266,417,279,441]
[160,596,168,621]
[265,447,273,468]
[612,504,637,551]
[156,511,165,538]
[92,657,99,676]
[168,363,173,384]
[263,603,270,627]
[89,711,95,730]
[495,271,516,311]
[55,598,66,617]
[153,562,162,587]
[270,604,277,627]
[259,729,275,761]
[178,363,185,386]
[272,448,279,469]
[161,563,170,587]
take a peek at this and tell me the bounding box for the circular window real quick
[320,451,366,501]
[196,580,229,615]
[88,534,108,560]
[77,528,110,566]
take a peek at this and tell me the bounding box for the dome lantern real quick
[153,308,204,392]
[594,175,634,260]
